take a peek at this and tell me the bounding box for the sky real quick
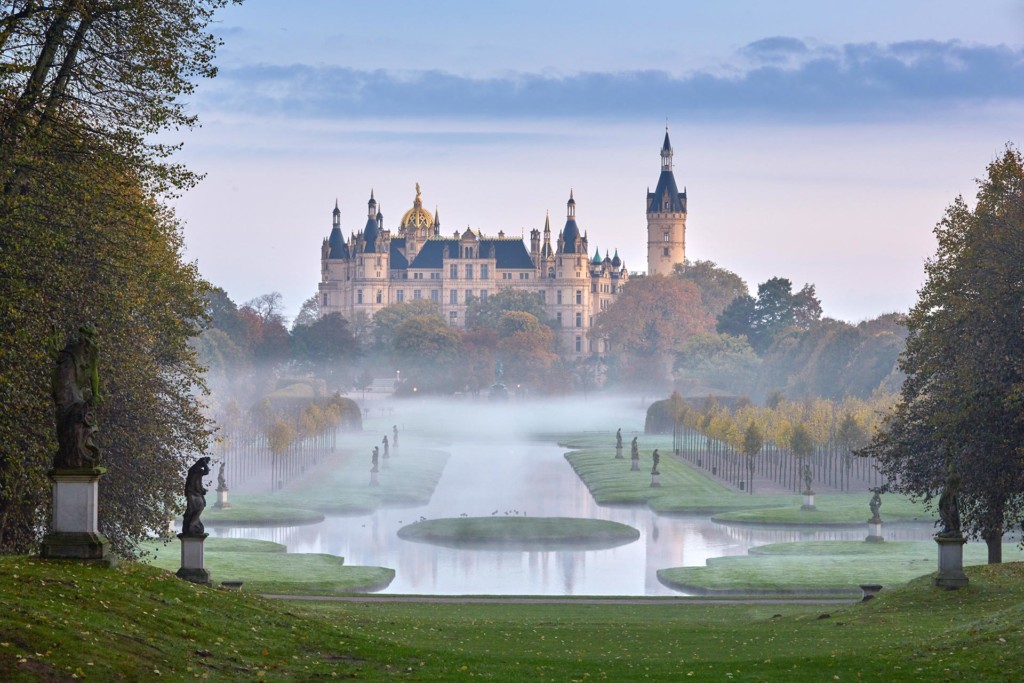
[172,0,1024,323]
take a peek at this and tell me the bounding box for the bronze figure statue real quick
[182,457,211,535]
[51,324,102,469]
[937,465,962,538]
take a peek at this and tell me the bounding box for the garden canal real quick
[213,436,936,596]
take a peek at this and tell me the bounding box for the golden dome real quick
[400,182,435,233]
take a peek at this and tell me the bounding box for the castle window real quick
[431,272,440,280]
[663,248,669,256]
[431,290,439,302]
[322,293,328,306]
[503,272,512,280]
[575,336,582,353]
[413,290,421,300]
[663,232,669,242]
[465,289,473,304]
[520,273,529,280]
[548,267,555,278]
[480,290,488,301]
[414,272,423,280]
[396,290,404,303]
[481,264,489,279]
[557,290,562,305]
[450,264,458,279]
[612,285,617,294]
[376,290,382,304]
[575,312,582,328]
[450,311,457,321]
[357,290,363,304]
[450,290,458,305]
[556,312,562,325]
[465,264,473,280]
[576,290,582,304]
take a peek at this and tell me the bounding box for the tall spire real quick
[661,127,673,172]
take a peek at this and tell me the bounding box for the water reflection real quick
[215,439,936,596]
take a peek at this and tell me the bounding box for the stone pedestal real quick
[39,468,115,566]
[176,533,211,585]
[615,446,623,459]
[630,458,640,472]
[801,493,816,511]
[934,535,969,589]
[859,584,883,601]
[866,520,884,543]
[214,487,231,510]
[650,473,661,488]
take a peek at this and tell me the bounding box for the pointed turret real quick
[592,247,602,265]
[611,249,621,268]
[561,190,581,253]
[327,201,349,259]
[661,127,673,171]
[363,190,380,252]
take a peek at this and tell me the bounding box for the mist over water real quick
[219,396,934,595]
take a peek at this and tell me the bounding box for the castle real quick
[318,130,687,357]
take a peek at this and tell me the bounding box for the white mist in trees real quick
[865,145,1024,564]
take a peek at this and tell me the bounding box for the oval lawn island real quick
[397,516,640,550]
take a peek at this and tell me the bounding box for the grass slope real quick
[2,556,1024,681]
[201,504,325,527]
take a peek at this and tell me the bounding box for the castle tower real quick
[646,128,687,275]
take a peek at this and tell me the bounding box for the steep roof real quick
[647,170,687,213]
[408,238,535,269]
[327,225,349,259]
[389,237,408,269]
[362,216,380,253]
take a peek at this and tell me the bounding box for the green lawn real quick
[396,516,640,549]
[201,503,325,527]
[139,537,394,595]
[658,540,1024,594]
[3,555,1024,681]
[230,445,449,517]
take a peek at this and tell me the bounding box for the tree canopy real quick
[864,145,1024,563]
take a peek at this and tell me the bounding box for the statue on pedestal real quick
[382,435,389,458]
[801,463,813,495]
[651,449,660,475]
[51,324,102,470]
[393,424,399,447]
[216,462,228,492]
[868,489,882,524]
[182,457,211,535]
[937,465,962,538]
[630,437,639,460]
[615,429,622,450]
[371,446,380,473]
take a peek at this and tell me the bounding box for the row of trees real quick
[648,392,892,493]
[0,1,238,555]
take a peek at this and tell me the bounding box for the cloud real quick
[198,39,1024,124]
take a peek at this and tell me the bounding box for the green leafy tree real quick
[392,313,462,393]
[495,311,559,391]
[465,288,553,330]
[742,422,764,494]
[372,300,440,349]
[673,333,760,396]
[290,312,361,390]
[717,277,821,354]
[673,260,749,319]
[292,294,320,329]
[864,146,1024,563]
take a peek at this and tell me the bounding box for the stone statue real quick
[615,428,622,449]
[393,424,399,447]
[382,435,389,458]
[651,449,660,475]
[371,446,379,473]
[51,324,102,470]
[630,436,639,460]
[182,457,211,535]
[216,461,227,492]
[937,465,962,538]
[869,490,882,523]
[801,463,813,495]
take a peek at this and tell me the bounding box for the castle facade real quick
[318,130,687,357]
